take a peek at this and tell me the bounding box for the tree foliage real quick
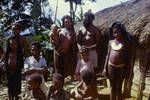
[64,0,96,23]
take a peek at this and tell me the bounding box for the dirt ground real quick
[0,76,137,100]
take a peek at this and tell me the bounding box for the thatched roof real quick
[75,0,150,47]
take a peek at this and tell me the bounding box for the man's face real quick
[30,45,40,58]
[83,15,91,27]
[12,25,20,36]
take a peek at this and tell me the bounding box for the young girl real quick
[71,68,98,100]
[103,22,131,100]
[5,37,22,100]
[75,47,95,81]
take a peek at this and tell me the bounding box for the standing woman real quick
[51,15,77,80]
[103,22,132,100]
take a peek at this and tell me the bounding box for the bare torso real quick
[109,40,127,65]
[78,26,100,47]
[8,52,17,72]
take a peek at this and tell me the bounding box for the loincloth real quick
[108,61,126,68]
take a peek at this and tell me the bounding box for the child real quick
[71,68,98,100]
[27,73,47,100]
[75,47,94,81]
[47,73,70,100]
[103,22,131,100]
[5,37,22,100]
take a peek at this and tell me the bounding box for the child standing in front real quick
[103,22,131,100]
[75,47,95,81]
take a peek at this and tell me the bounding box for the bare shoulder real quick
[92,25,100,33]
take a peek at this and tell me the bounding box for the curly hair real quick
[61,15,74,31]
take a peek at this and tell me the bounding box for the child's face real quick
[113,28,122,39]
[52,27,59,34]
[81,52,88,61]
[9,39,17,50]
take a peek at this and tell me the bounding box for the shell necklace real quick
[111,40,123,51]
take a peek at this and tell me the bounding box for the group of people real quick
[0,11,134,100]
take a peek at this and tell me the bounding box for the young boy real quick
[75,47,94,81]
[47,73,70,100]
[27,73,47,100]
[71,68,98,100]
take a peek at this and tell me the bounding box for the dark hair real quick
[81,69,94,85]
[28,73,42,84]
[61,15,74,31]
[109,22,131,42]
[84,12,95,21]
[52,73,63,81]
[31,41,41,50]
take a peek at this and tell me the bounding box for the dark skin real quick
[103,28,130,100]
[8,39,18,74]
[47,78,63,99]
[25,45,47,75]
[11,24,27,49]
[70,78,98,100]
[77,16,100,48]
[109,28,127,65]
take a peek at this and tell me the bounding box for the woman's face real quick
[112,28,122,40]
[64,18,72,29]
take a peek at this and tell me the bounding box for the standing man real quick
[5,23,27,100]
[76,11,101,72]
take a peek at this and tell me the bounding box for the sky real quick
[48,0,130,20]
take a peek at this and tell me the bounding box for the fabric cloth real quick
[108,65,125,93]
[24,56,47,70]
